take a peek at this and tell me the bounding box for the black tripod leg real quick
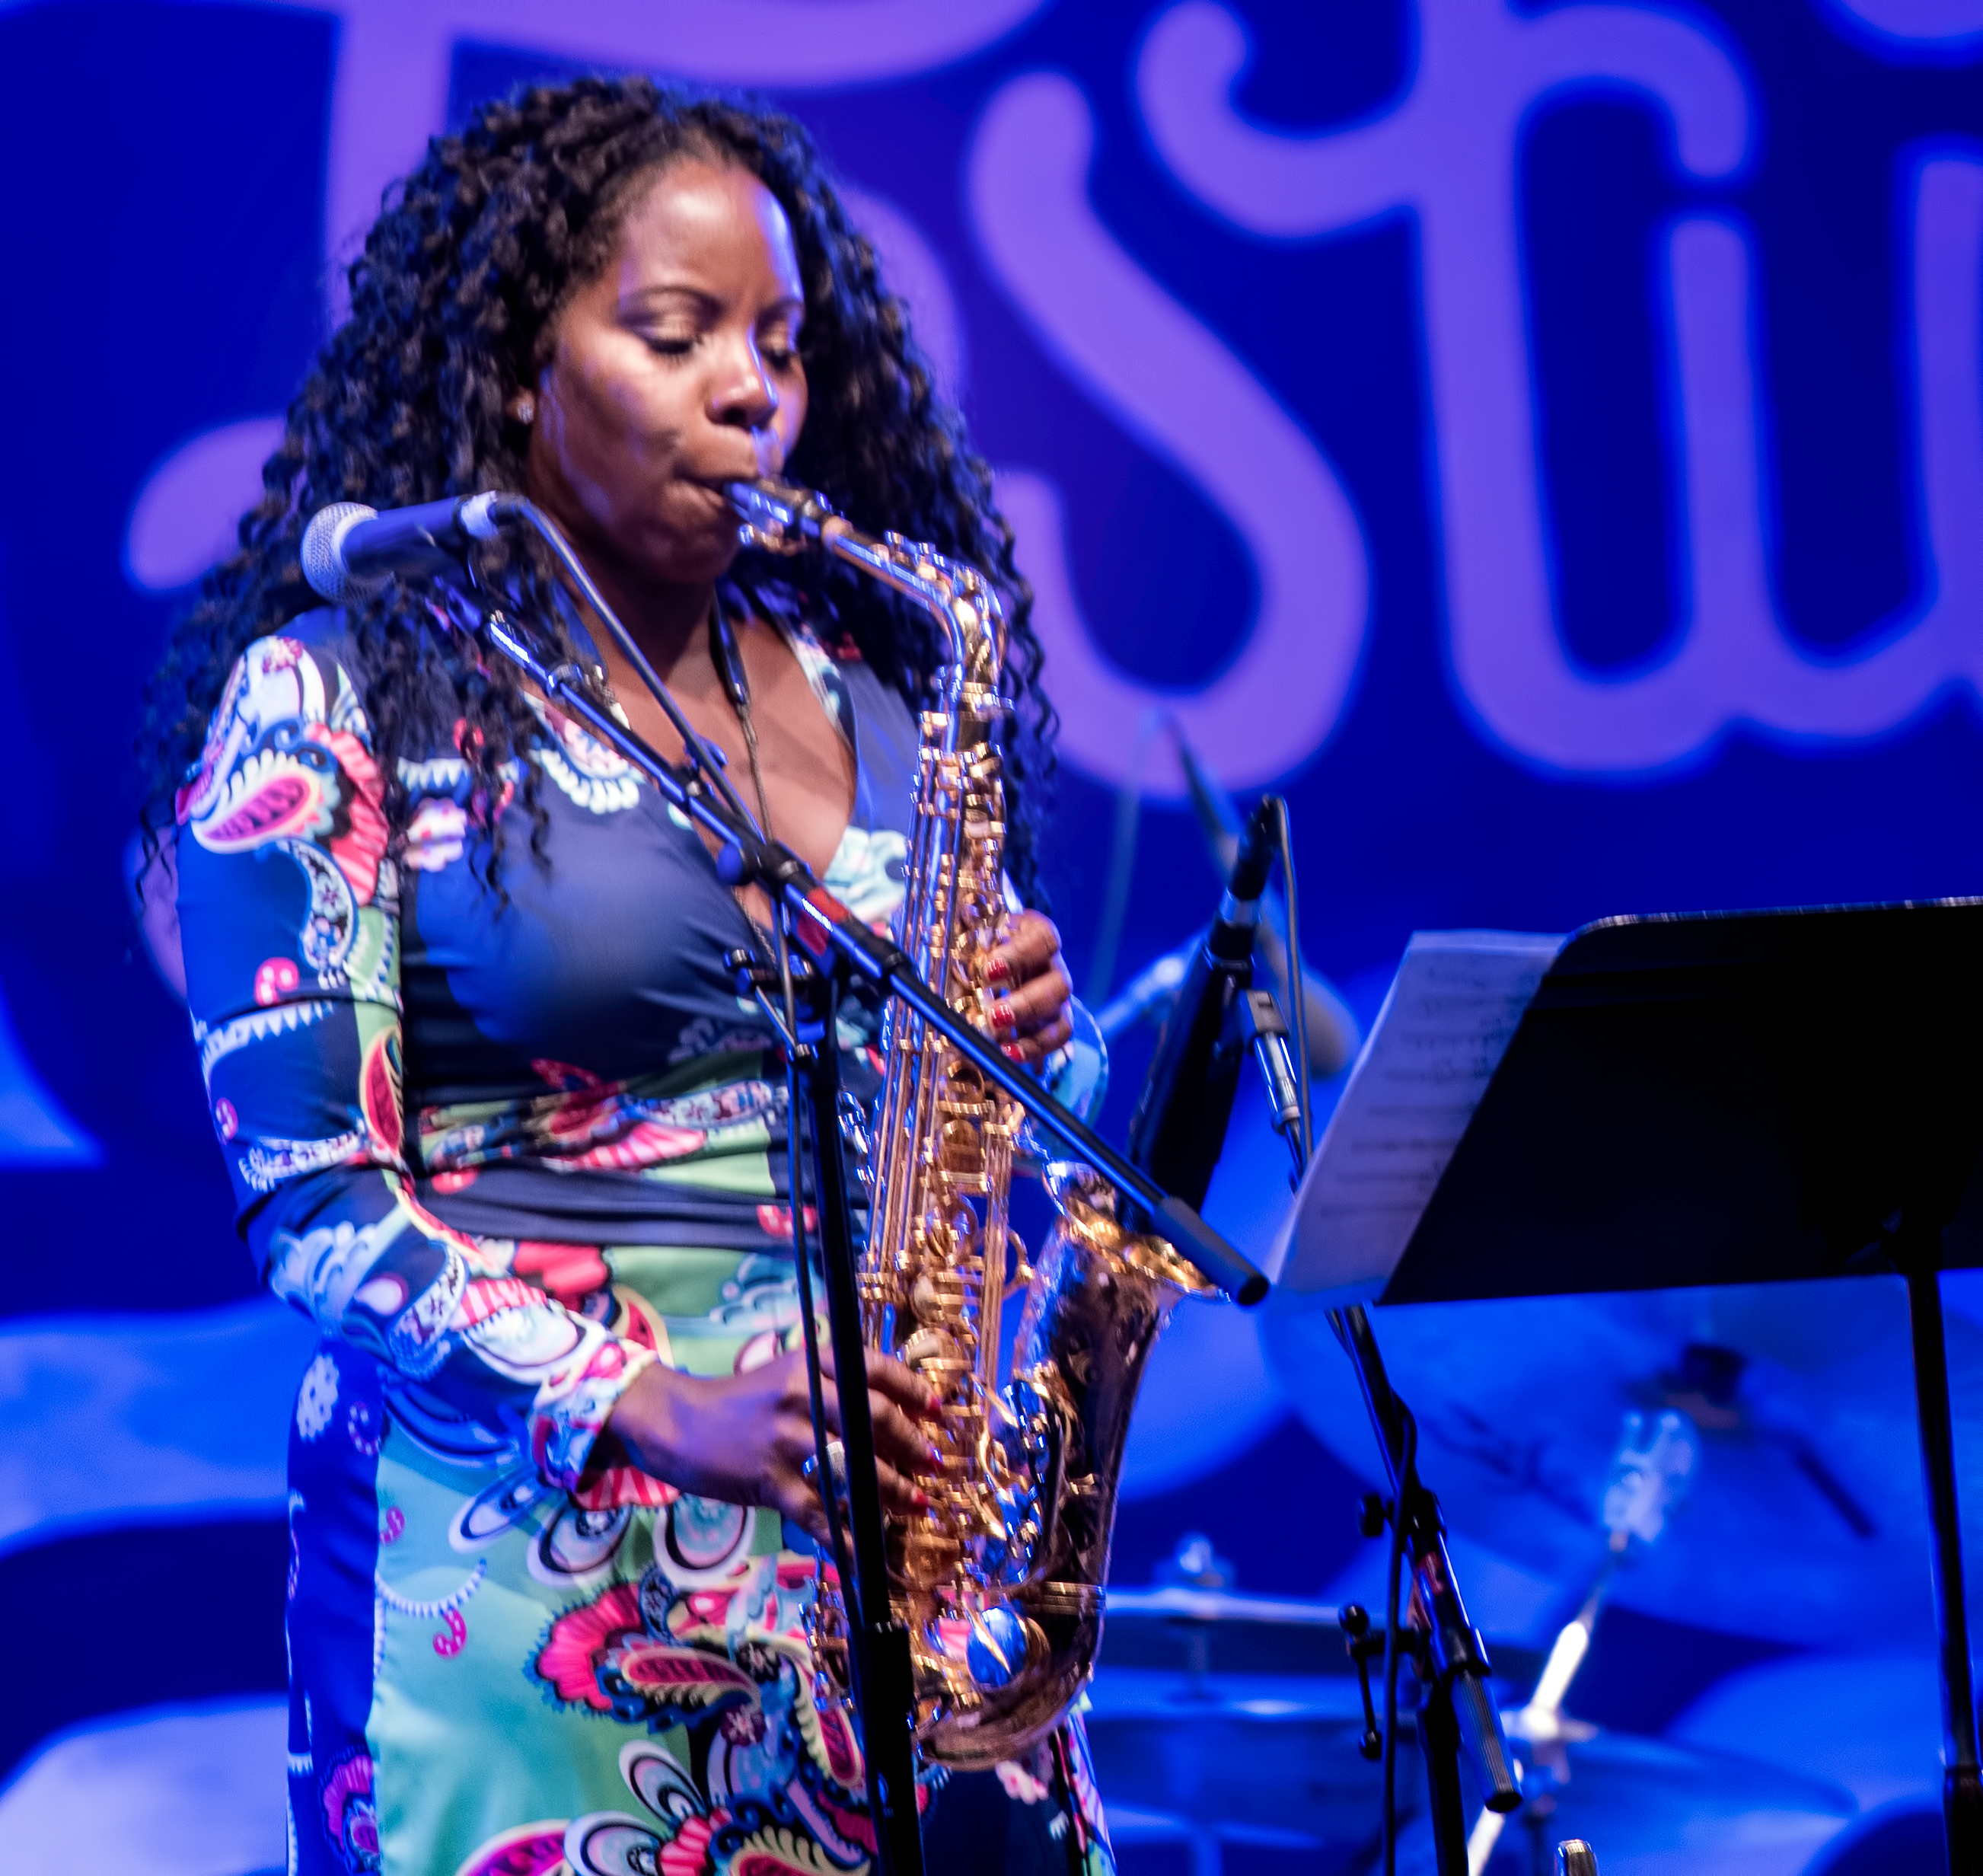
[1901,1241,1983,1874]
[1420,1680,1471,1875]
[800,983,926,1876]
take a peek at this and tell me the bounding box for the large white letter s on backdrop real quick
[969,72,1369,796]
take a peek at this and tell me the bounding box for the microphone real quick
[299,493,515,601]
[1124,797,1277,1211]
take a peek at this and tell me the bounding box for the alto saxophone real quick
[729,479,1216,1769]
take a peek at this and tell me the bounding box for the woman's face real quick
[524,158,808,586]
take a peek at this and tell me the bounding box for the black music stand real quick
[1380,900,1983,1872]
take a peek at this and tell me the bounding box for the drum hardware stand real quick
[1465,1590,1602,1876]
[1247,991,1524,1874]
[1461,1413,1690,1874]
[1338,1602,1390,1763]
[1891,1212,1983,1869]
[423,553,1268,1876]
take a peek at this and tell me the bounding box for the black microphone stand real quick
[732,944,928,1876]
[417,550,1267,1876]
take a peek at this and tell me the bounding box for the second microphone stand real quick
[1245,974,1522,1869]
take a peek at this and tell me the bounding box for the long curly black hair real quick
[142,75,1053,898]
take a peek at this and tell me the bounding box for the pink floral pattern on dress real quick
[320,1749,380,1872]
[185,634,657,1499]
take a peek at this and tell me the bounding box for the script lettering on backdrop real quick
[1138,0,1983,775]
[312,0,1054,302]
[969,73,1371,798]
[117,0,1047,585]
[120,0,1983,790]
[1820,0,1983,58]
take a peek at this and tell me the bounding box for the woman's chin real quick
[636,535,745,591]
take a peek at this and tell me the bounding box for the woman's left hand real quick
[984,910,1073,1066]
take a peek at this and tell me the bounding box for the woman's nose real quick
[709,337,779,430]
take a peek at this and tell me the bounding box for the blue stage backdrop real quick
[1,0,1981,1862]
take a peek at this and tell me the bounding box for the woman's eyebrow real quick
[617,286,805,324]
[619,282,722,316]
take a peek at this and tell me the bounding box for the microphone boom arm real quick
[420,514,1267,1306]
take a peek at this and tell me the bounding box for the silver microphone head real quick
[299,502,380,602]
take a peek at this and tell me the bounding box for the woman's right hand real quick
[595,1342,945,1546]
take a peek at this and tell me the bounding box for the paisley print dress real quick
[174,608,1115,1876]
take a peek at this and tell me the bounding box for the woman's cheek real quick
[776,384,808,462]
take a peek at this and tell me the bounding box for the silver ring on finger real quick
[801,1439,847,1493]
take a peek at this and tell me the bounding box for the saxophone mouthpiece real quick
[726,477,840,554]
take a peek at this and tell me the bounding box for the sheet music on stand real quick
[1270,930,1564,1303]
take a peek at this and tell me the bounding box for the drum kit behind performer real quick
[1089,1298,1914,1874]
[1092,731,1981,1874]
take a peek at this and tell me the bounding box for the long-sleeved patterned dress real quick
[174,605,1114,1876]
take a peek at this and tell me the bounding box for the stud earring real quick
[510,391,536,426]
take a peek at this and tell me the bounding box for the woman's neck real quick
[574,545,716,681]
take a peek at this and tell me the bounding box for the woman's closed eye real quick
[642,329,703,359]
[758,310,803,365]
[639,330,798,370]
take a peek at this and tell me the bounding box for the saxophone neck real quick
[726,477,1006,689]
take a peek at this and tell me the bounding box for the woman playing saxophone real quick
[145,75,1112,1876]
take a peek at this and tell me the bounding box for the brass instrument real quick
[729,479,1216,1769]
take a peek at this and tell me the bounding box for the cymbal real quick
[1665,1650,1941,1814]
[1101,1582,1551,1689]
[1082,1670,1855,1858]
[1105,1586,1398,1682]
[1082,1670,1401,1841]
[1104,1586,1344,1627]
[1471,1730,1854,1868]
[1262,1275,1983,1645]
